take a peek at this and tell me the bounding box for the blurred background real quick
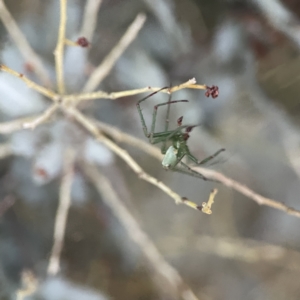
[1,0,300,299]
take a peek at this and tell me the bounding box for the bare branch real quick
[65,106,207,212]
[0,143,12,159]
[0,64,59,100]
[47,149,75,275]
[65,78,206,102]
[82,13,147,93]
[93,118,300,218]
[16,270,38,300]
[23,103,59,130]
[83,163,200,300]
[54,0,68,94]
[0,0,52,87]
[79,0,102,41]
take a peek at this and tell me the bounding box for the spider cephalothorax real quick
[136,87,224,180]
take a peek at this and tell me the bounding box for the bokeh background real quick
[1,0,300,299]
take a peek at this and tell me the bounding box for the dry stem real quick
[0,143,12,159]
[66,78,206,102]
[47,149,75,275]
[0,64,59,100]
[16,270,38,300]
[23,103,59,130]
[66,106,207,212]
[79,0,102,41]
[82,13,147,93]
[0,0,52,87]
[54,0,67,94]
[93,118,300,219]
[83,163,200,300]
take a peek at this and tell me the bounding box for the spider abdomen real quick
[162,146,178,169]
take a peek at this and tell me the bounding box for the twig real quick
[65,78,206,102]
[0,0,52,87]
[0,115,42,135]
[83,163,200,300]
[79,0,102,41]
[22,103,59,130]
[47,149,75,275]
[194,166,300,218]
[161,235,300,271]
[65,106,207,212]
[0,143,12,159]
[93,118,300,219]
[82,13,147,93]
[0,64,59,100]
[54,0,67,95]
[16,270,38,300]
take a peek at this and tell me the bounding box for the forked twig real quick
[66,106,210,212]
[83,163,200,300]
[82,13,147,93]
[93,118,300,219]
[47,149,75,275]
[0,0,52,87]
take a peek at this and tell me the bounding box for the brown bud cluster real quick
[205,85,219,98]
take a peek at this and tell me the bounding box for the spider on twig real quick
[136,86,225,181]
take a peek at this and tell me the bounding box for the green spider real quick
[136,87,225,180]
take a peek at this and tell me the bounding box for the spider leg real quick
[162,92,172,154]
[172,161,208,181]
[150,100,188,143]
[187,148,225,165]
[136,87,168,138]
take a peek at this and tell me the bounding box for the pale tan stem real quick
[83,13,146,93]
[0,0,52,87]
[0,116,41,134]
[16,270,38,300]
[79,0,102,41]
[84,164,200,300]
[65,78,206,102]
[0,64,59,100]
[0,143,12,159]
[47,149,75,275]
[54,0,68,94]
[66,107,205,212]
[23,103,59,130]
[93,118,300,219]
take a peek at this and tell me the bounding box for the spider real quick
[136,86,225,180]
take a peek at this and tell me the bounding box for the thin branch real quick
[194,166,300,218]
[161,235,300,271]
[93,118,300,219]
[54,0,68,95]
[65,78,206,102]
[65,106,208,212]
[79,0,102,41]
[0,0,52,87]
[0,143,12,159]
[83,163,200,300]
[0,116,40,135]
[0,64,59,100]
[82,13,147,93]
[16,270,38,300]
[22,103,59,130]
[47,149,75,276]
